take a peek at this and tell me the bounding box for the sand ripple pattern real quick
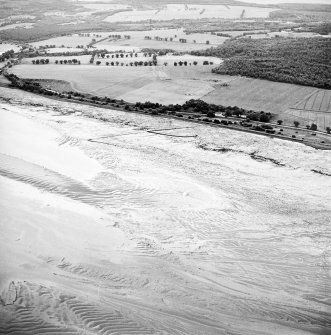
[1,93,331,335]
[0,153,158,208]
[0,282,155,335]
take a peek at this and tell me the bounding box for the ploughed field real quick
[0,87,330,335]
[202,76,331,129]
[283,90,331,130]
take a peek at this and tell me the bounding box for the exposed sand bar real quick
[0,87,330,334]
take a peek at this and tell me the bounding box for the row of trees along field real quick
[31,59,81,65]
[31,58,212,67]
[135,99,272,122]
[96,53,138,58]
[38,45,87,49]
[93,60,208,66]
[192,37,331,89]
[144,34,210,44]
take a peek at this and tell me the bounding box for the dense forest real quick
[192,37,331,89]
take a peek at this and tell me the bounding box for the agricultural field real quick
[104,4,278,22]
[42,3,132,17]
[281,90,331,129]
[11,43,330,129]
[11,64,221,104]
[94,28,228,52]
[12,59,331,129]
[201,76,331,129]
[202,76,316,113]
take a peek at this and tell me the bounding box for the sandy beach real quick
[0,86,330,335]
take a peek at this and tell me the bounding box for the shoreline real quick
[2,85,330,335]
[2,81,331,150]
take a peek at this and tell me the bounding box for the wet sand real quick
[0,87,330,335]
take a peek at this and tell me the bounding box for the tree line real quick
[93,60,210,67]
[97,60,157,67]
[31,58,81,65]
[135,99,271,122]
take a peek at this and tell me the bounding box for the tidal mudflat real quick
[0,87,330,335]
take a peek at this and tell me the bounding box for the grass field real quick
[104,4,277,22]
